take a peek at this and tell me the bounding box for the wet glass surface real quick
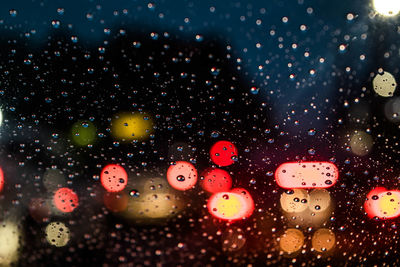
[0,0,400,265]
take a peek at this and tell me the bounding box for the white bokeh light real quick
[373,0,400,16]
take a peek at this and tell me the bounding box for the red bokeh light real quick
[167,161,198,191]
[53,187,79,213]
[100,164,128,192]
[275,162,338,189]
[200,168,232,194]
[0,167,4,192]
[209,141,238,167]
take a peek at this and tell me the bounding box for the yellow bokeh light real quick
[378,192,400,217]
[0,221,21,265]
[373,71,397,97]
[45,222,70,247]
[215,194,243,218]
[71,120,97,146]
[373,0,400,16]
[111,112,153,141]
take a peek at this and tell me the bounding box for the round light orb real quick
[45,222,70,247]
[279,228,304,254]
[373,71,397,97]
[350,131,373,156]
[280,189,309,213]
[312,228,336,253]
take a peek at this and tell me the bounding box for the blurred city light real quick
[275,162,338,189]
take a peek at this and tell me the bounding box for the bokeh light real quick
[311,228,336,253]
[373,0,400,16]
[53,187,79,213]
[71,120,97,146]
[280,189,309,213]
[209,141,238,167]
[208,189,254,221]
[384,97,400,123]
[0,221,21,265]
[103,192,129,213]
[275,162,338,189]
[365,187,400,219]
[281,189,333,228]
[0,167,4,192]
[350,131,373,156]
[200,168,232,194]
[111,112,153,141]
[100,164,128,192]
[279,228,304,255]
[372,71,397,97]
[45,222,70,247]
[121,176,186,222]
[309,189,332,213]
[166,161,198,191]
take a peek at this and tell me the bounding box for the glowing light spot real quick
[373,71,397,97]
[384,97,400,123]
[279,229,304,254]
[71,120,97,146]
[208,189,254,221]
[100,164,128,192]
[275,162,339,189]
[200,168,232,194]
[111,112,153,141]
[0,221,21,265]
[210,141,238,167]
[373,0,400,16]
[45,222,70,247]
[103,192,129,212]
[350,131,373,156]
[0,167,4,192]
[0,108,3,127]
[137,193,181,219]
[309,189,331,213]
[166,161,197,191]
[230,188,255,218]
[53,187,79,213]
[311,228,336,253]
[364,187,400,219]
[280,189,309,213]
